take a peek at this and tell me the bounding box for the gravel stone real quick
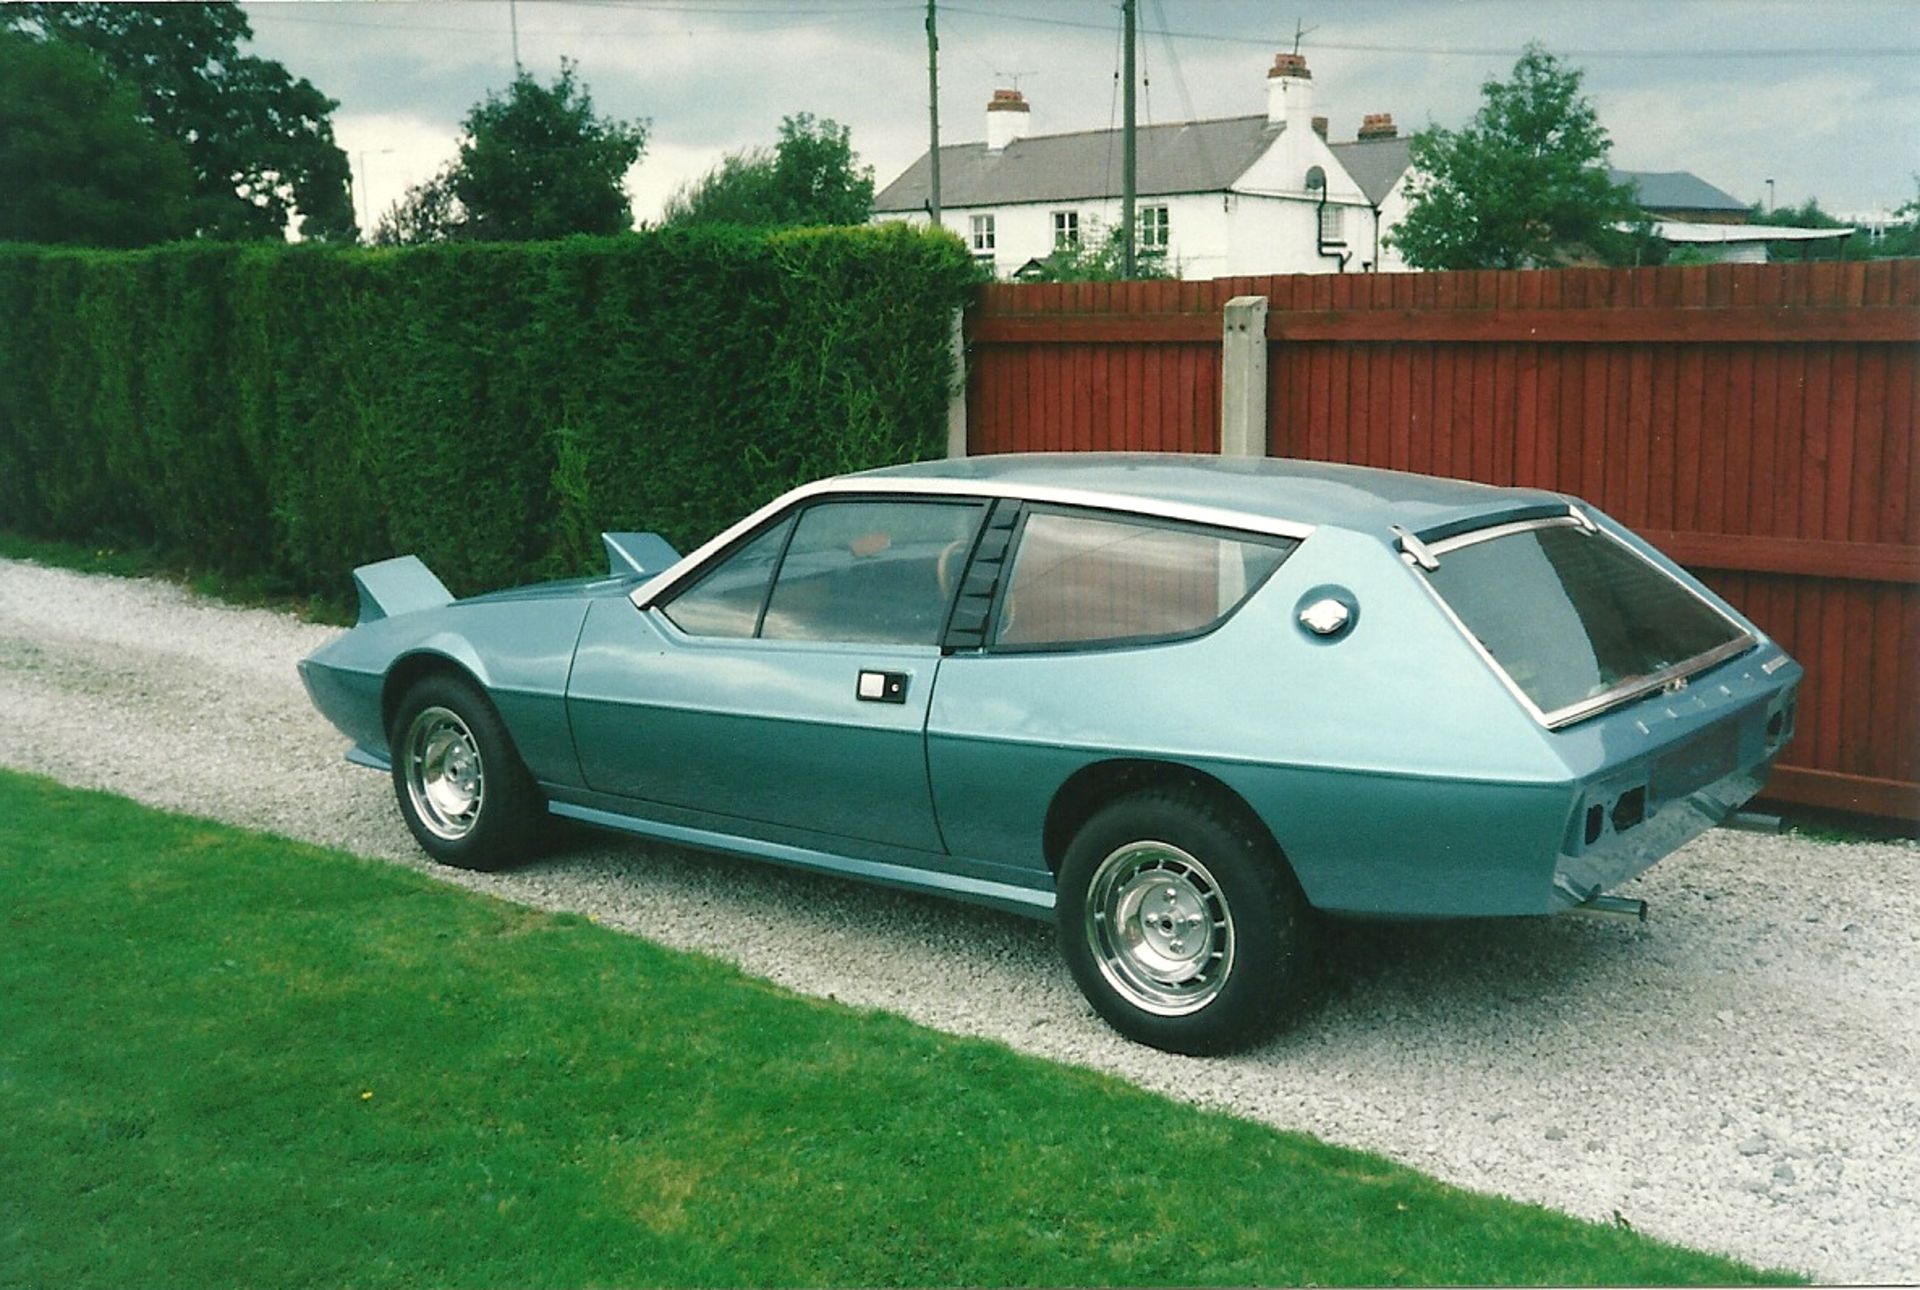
[4,556,1919,1284]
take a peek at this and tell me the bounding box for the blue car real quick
[301,454,1800,1053]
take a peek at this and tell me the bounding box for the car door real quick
[566,495,985,855]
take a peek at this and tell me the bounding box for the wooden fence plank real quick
[965,263,1920,820]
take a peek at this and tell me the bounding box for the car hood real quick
[457,573,645,607]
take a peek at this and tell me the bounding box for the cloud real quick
[245,0,1920,226]
[331,112,463,229]
[1602,71,1916,211]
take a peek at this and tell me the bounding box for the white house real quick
[872,53,1400,279]
[875,51,1845,275]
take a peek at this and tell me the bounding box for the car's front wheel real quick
[1057,789,1317,1054]
[389,673,542,871]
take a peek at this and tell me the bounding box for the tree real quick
[1881,176,1920,259]
[1389,44,1646,269]
[375,62,647,244]
[1746,197,1861,261]
[661,114,874,228]
[370,171,461,249]
[3,2,356,241]
[0,31,192,246]
[1015,221,1177,282]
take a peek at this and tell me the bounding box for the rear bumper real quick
[297,656,389,761]
[1549,668,1800,909]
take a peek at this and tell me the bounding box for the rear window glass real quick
[1423,520,1750,721]
[994,511,1294,649]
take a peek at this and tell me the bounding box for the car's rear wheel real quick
[1058,789,1317,1054]
[390,673,541,871]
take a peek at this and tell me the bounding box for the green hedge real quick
[0,225,976,598]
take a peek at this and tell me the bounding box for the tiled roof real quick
[871,111,1745,220]
[872,115,1282,212]
[1327,135,1413,204]
[1611,169,1748,213]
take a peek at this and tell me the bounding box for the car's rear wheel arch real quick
[1043,759,1289,878]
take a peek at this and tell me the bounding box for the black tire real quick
[1057,788,1318,1055]
[388,673,543,871]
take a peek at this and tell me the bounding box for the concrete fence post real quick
[1219,295,1269,458]
[945,307,968,459]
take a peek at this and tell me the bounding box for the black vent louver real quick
[941,499,1021,651]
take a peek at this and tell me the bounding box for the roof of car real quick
[853,453,1563,538]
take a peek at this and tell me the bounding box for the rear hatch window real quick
[1420,517,1753,727]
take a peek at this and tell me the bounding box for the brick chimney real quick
[1312,115,1329,139]
[986,87,1031,152]
[1358,112,1398,141]
[1265,52,1312,130]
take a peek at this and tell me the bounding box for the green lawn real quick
[0,770,1800,1288]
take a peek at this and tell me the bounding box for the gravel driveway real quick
[2,556,1916,1283]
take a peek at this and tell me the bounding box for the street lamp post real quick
[355,148,396,234]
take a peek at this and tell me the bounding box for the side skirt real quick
[346,746,391,772]
[545,799,1056,921]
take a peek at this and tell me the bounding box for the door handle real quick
[856,670,908,704]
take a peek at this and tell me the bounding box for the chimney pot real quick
[1265,51,1313,127]
[986,87,1031,152]
[1358,112,1398,140]
[1312,115,1328,139]
[1268,52,1312,80]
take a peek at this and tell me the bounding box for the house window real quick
[1052,210,1079,250]
[1137,204,1169,252]
[1318,203,1346,244]
[970,214,996,253]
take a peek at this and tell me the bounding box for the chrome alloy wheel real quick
[402,705,486,840]
[1083,841,1236,1017]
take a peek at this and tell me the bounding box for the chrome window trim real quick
[1409,517,1758,731]
[1425,513,1582,556]
[631,476,1316,611]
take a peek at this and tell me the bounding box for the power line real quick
[257,4,921,37]
[252,2,1914,58]
[935,6,1916,59]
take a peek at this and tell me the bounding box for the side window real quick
[761,499,984,645]
[994,510,1293,649]
[660,514,795,638]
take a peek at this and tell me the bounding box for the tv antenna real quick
[994,67,1039,91]
[1290,18,1317,55]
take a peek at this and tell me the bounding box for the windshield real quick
[1422,519,1752,724]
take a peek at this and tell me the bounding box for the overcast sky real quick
[240,0,1919,233]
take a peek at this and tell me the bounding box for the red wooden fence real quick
[967,263,1920,821]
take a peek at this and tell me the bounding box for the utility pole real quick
[1121,0,1137,277]
[510,0,521,74]
[926,0,941,227]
